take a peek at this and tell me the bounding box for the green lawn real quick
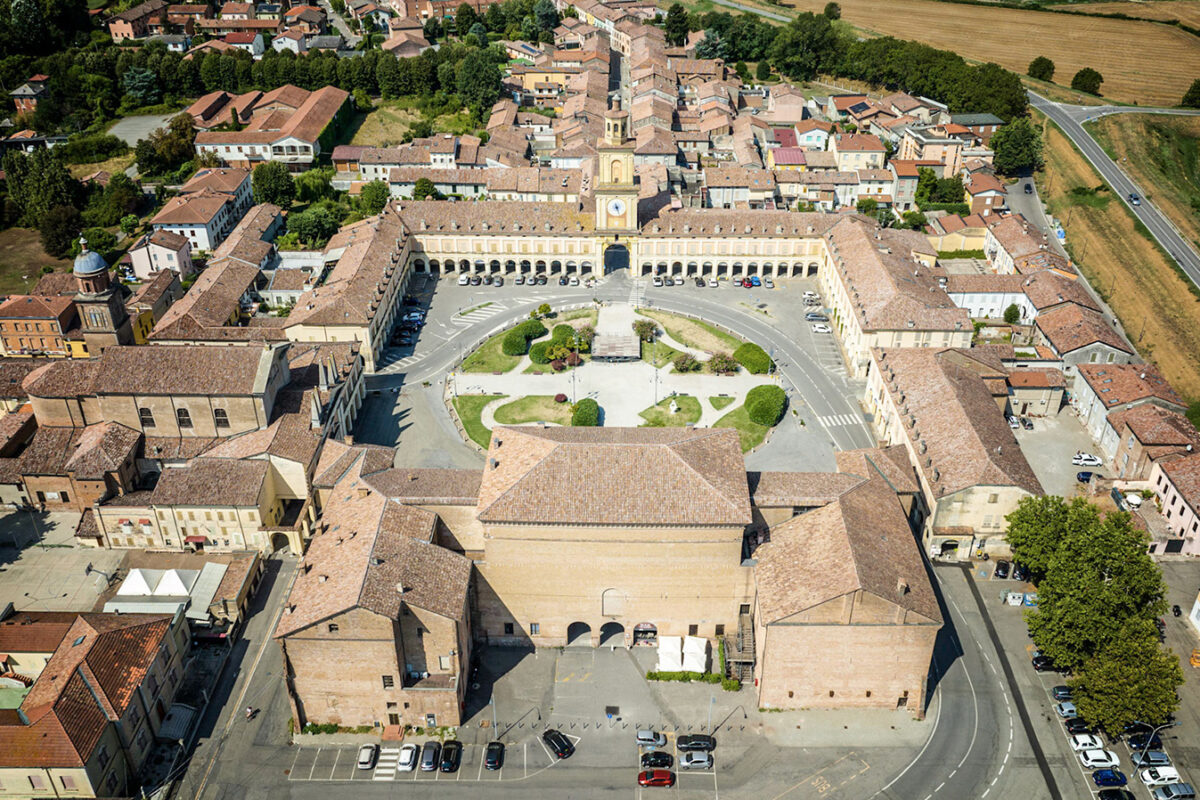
[714,405,771,452]
[709,396,735,410]
[453,394,505,449]
[639,395,701,427]
[641,339,682,367]
[493,395,573,426]
[559,308,599,325]
[0,229,71,294]
[461,330,521,373]
[640,309,743,353]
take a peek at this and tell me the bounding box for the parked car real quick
[542,729,574,759]
[1094,770,1129,788]
[457,274,470,285]
[1130,732,1165,751]
[470,275,482,286]
[676,734,716,752]
[994,560,1010,579]
[440,741,462,773]
[483,741,505,770]
[805,313,829,322]
[398,743,419,772]
[515,275,526,285]
[1056,701,1078,718]
[1081,750,1121,769]
[665,277,675,286]
[641,751,673,769]
[1071,733,1104,751]
[1142,767,1184,787]
[535,275,547,285]
[652,277,663,287]
[494,276,504,286]
[636,730,668,748]
[1032,654,1057,672]
[680,752,713,770]
[1077,471,1101,484]
[1099,790,1136,800]
[638,770,675,787]
[1066,717,1095,735]
[1051,685,1072,701]
[1020,416,1034,430]
[695,276,706,287]
[1006,414,1020,429]
[420,741,441,771]
[708,279,719,288]
[1132,751,1172,769]
[764,278,774,288]
[1013,562,1031,582]
[803,291,819,299]
[741,278,754,288]
[750,275,762,287]
[482,274,493,286]
[811,323,832,334]
[1024,183,1034,194]
[1153,783,1197,800]
[356,744,378,770]
[1073,453,1103,467]
[570,276,579,286]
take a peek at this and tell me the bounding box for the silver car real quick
[680,751,713,770]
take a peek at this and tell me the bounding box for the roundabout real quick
[447,301,788,452]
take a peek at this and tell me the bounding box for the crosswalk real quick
[819,413,863,428]
[453,301,508,326]
[373,747,401,780]
[628,280,645,307]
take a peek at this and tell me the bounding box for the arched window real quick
[176,408,193,429]
[138,408,155,429]
[213,408,230,429]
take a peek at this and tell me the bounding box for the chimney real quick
[896,578,909,596]
[357,487,370,498]
[318,575,328,583]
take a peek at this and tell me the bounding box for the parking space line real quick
[289,747,302,781]
[477,746,484,781]
[329,747,339,780]
[308,747,320,780]
[537,735,555,762]
[523,743,527,779]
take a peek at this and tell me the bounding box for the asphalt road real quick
[1029,92,1200,288]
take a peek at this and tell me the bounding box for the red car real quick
[638,769,675,787]
[741,278,753,288]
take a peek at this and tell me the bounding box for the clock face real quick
[607,198,626,217]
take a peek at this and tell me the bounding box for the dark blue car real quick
[1092,769,1127,788]
[1128,732,1163,750]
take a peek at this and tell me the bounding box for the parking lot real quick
[1011,408,1104,498]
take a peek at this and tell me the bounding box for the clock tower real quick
[595,106,638,233]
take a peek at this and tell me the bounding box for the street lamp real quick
[713,704,748,733]
[1132,719,1179,768]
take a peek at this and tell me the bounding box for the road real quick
[1030,92,1200,289]
[314,0,362,46]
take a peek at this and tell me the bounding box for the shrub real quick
[721,677,741,692]
[59,133,128,165]
[552,324,574,343]
[550,359,565,371]
[502,329,529,356]
[745,384,787,426]
[733,342,773,374]
[518,319,547,340]
[572,398,600,426]
[554,393,568,403]
[633,319,659,341]
[673,353,701,372]
[529,341,551,364]
[565,351,582,366]
[707,353,739,374]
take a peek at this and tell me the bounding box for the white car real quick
[1072,453,1103,467]
[1142,767,1183,787]
[1006,414,1020,429]
[811,324,832,334]
[457,274,470,286]
[1070,733,1104,751]
[803,291,819,299]
[1079,750,1120,769]
[763,278,775,289]
[570,276,579,286]
[398,743,420,772]
[652,277,663,287]
[356,744,379,770]
[708,279,718,288]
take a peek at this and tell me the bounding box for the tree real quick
[252,161,296,207]
[673,353,701,372]
[423,16,442,40]
[707,353,739,374]
[2,148,82,227]
[1027,56,1055,82]
[412,177,439,200]
[533,0,559,31]
[10,0,48,53]
[991,118,1044,175]
[900,210,927,230]
[1182,79,1200,109]
[696,29,726,60]
[534,303,551,318]
[358,180,390,215]
[485,3,506,31]
[120,214,139,235]
[745,384,786,426]
[295,168,335,203]
[469,21,488,40]
[856,197,878,215]
[122,68,162,107]
[664,3,689,47]
[767,13,842,82]
[353,88,372,112]
[571,398,600,426]
[822,1,840,18]
[455,2,478,34]
[755,61,772,81]
[1003,303,1021,324]
[39,205,82,258]
[1005,495,1078,582]
[287,206,340,246]
[1071,67,1104,96]
[457,51,502,111]
[633,319,659,342]
[1070,623,1183,734]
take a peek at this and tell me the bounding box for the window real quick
[529,622,540,635]
[214,408,230,429]
[503,622,514,635]
[328,623,339,633]
[139,407,156,428]
[136,728,149,749]
[388,713,400,725]
[688,624,698,636]
[714,624,725,637]
[176,408,192,428]
[416,628,423,639]
[382,675,394,689]
[106,773,118,792]
[61,776,77,790]
[29,775,48,790]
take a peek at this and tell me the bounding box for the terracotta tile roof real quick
[128,269,180,310]
[754,478,942,625]
[1161,453,1200,509]
[275,453,470,637]
[194,85,348,147]
[364,468,483,504]
[834,445,920,494]
[705,166,776,189]
[15,426,77,477]
[477,427,752,526]
[486,167,582,195]
[181,167,250,196]
[0,359,53,399]
[152,188,231,226]
[142,230,190,252]
[1006,368,1066,389]
[966,172,1006,195]
[873,348,1043,498]
[0,295,74,320]
[833,133,885,152]
[1019,270,1098,312]
[0,611,76,655]
[1035,304,1132,356]
[150,259,261,340]
[943,273,1026,294]
[1078,364,1184,409]
[1109,404,1200,453]
[747,471,865,507]
[152,457,268,506]
[211,203,281,267]
[62,422,140,480]
[643,209,836,237]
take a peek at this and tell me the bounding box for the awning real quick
[184,535,206,544]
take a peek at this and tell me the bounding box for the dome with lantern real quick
[73,236,109,276]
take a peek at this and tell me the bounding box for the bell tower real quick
[73,237,132,354]
[595,104,638,233]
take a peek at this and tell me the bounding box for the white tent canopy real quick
[682,636,709,673]
[656,635,683,672]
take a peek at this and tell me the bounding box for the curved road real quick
[1030,92,1200,287]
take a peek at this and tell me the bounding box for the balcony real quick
[403,672,457,691]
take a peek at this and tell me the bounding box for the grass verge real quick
[639,309,743,353]
[710,395,736,410]
[461,329,521,373]
[639,395,702,427]
[714,405,771,452]
[641,339,682,367]
[452,394,505,449]
[493,395,573,425]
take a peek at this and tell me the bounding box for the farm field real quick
[774,0,1197,105]
[1055,0,1200,25]
[1035,111,1200,397]
[1084,113,1200,253]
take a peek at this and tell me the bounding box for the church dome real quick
[73,237,108,276]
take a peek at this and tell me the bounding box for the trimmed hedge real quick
[502,329,530,356]
[551,324,574,343]
[745,385,787,427]
[572,398,600,426]
[519,319,547,339]
[733,342,773,375]
[529,341,550,364]
[646,671,722,684]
